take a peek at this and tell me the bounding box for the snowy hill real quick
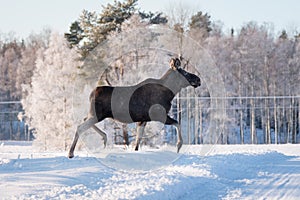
[0,141,300,199]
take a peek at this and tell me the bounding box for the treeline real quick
[0,0,299,147]
[204,23,300,144]
[0,31,49,140]
[0,32,49,101]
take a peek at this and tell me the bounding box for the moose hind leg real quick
[135,122,147,151]
[165,116,183,153]
[68,117,97,158]
[92,125,107,147]
[174,123,183,153]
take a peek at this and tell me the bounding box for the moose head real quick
[168,57,201,89]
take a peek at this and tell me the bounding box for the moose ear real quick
[169,58,181,70]
[174,58,181,68]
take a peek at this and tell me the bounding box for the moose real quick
[68,57,201,158]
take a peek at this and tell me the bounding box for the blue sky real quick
[0,0,299,38]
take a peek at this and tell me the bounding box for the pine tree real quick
[138,11,168,24]
[65,0,138,57]
[279,30,288,40]
[189,11,212,41]
[64,21,84,48]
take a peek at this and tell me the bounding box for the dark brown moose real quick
[68,57,201,158]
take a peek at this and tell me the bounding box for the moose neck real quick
[160,69,188,97]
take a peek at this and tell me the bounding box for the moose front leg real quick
[135,122,147,151]
[68,117,97,158]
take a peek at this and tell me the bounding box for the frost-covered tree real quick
[0,41,22,101]
[106,14,154,83]
[101,14,167,146]
[280,37,300,143]
[22,32,81,150]
[16,32,49,99]
[166,1,191,30]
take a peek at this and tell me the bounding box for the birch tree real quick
[22,32,81,150]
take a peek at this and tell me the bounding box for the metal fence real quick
[111,95,300,146]
[173,95,300,145]
[0,101,31,140]
[1,96,299,144]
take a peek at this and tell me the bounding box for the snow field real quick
[0,141,300,199]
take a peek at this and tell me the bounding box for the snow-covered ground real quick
[1,141,300,200]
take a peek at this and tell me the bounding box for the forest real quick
[0,0,299,149]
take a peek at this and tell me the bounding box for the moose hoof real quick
[68,152,74,159]
[176,141,183,153]
[135,145,139,151]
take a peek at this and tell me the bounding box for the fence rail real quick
[178,96,300,100]
[0,101,21,104]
